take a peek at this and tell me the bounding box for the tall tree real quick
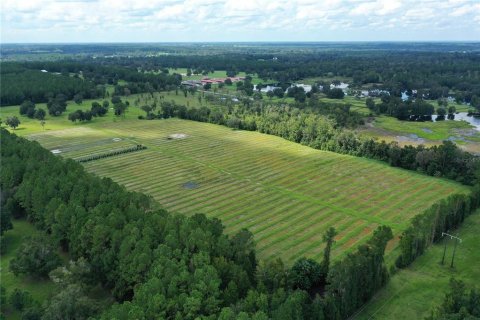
[321,227,337,278]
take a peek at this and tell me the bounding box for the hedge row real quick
[76,145,146,163]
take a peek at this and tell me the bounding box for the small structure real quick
[290,83,312,93]
[260,85,282,93]
[181,80,202,87]
[330,82,349,90]
[200,77,245,85]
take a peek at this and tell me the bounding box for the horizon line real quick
[2,40,480,45]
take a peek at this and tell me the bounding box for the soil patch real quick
[168,133,188,140]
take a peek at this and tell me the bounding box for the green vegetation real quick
[371,116,476,141]
[1,220,58,319]
[359,114,480,155]
[427,278,480,319]
[2,44,480,319]
[353,211,480,320]
[24,118,469,264]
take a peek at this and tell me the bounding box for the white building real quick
[258,85,282,93]
[291,84,312,93]
[330,82,349,90]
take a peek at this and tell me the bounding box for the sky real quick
[1,0,480,43]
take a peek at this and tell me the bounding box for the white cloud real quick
[1,0,479,42]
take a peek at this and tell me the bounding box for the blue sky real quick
[1,0,479,43]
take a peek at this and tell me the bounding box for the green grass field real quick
[1,220,59,320]
[358,116,480,154]
[352,211,480,320]
[372,116,476,141]
[8,110,469,264]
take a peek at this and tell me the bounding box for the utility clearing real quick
[26,118,469,264]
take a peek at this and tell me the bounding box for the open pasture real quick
[27,119,469,264]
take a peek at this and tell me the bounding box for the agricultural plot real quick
[29,127,140,160]
[28,119,469,264]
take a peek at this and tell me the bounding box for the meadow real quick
[353,211,480,320]
[4,103,469,264]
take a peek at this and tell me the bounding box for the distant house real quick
[260,85,281,93]
[290,83,312,93]
[229,77,245,82]
[199,77,245,85]
[181,80,202,87]
[330,82,349,90]
[369,89,390,97]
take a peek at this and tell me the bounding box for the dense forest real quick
[0,62,181,106]
[98,51,480,102]
[1,129,395,319]
[2,48,480,106]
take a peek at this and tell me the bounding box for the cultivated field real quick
[25,118,469,264]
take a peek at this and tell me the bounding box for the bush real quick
[289,258,322,291]
[9,235,62,278]
[9,289,33,311]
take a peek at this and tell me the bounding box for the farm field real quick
[352,211,480,320]
[23,117,469,264]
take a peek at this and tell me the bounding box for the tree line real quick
[0,61,181,106]
[0,68,102,106]
[396,192,479,268]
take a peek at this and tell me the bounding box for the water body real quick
[434,112,480,131]
[451,113,480,130]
